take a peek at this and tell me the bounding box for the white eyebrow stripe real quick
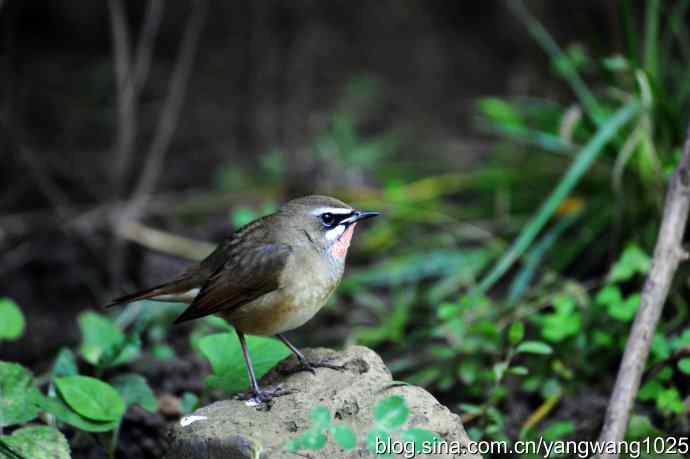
[310,207,353,216]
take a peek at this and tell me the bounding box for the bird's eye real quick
[320,213,335,227]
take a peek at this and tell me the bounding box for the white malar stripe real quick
[310,207,353,216]
[325,225,346,241]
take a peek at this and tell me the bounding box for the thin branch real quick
[132,0,164,94]
[108,0,136,189]
[128,0,207,214]
[597,123,690,458]
[117,221,214,261]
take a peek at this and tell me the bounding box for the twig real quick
[128,0,207,211]
[118,221,214,261]
[596,123,690,458]
[108,0,136,190]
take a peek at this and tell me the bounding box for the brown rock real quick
[166,346,479,458]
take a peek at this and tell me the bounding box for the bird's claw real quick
[238,384,293,406]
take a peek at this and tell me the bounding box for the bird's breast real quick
[223,249,343,336]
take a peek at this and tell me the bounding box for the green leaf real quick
[78,311,139,368]
[0,361,42,427]
[607,293,640,321]
[301,429,327,450]
[508,321,525,345]
[180,392,199,414]
[366,428,391,455]
[51,348,78,378]
[37,395,118,432]
[0,426,70,459]
[596,285,623,306]
[198,332,290,394]
[0,298,25,341]
[608,244,651,283]
[509,366,529,376]
[542,311,582,342]
[638,381,663,401]
[400,428,439,453]
[55,375,125,421]
[542,420,575,441]
[151,344,176,361]
[678,358,690,375]
[656,387,686,414]
[310,406,331,429]
[374,395,408,429]
[285,437,303,453]
[330,425,356,449]
[110,373,158,412]
[516,341,553,355]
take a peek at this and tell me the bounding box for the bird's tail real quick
[105,276,200,308]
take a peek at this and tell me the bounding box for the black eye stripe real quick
[320,211,352,227]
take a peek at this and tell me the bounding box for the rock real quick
[166,346,479,458]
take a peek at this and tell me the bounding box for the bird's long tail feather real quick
[105,276,199,308]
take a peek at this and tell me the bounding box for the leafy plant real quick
[286,395,439,456]
[0,298,25,342]
[197,331,290,394]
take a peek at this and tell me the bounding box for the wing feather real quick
[173,243,291,324]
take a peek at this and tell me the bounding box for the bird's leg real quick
[237,330,288,404]
[277,334,344,375]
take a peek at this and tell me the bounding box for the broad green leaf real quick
[310,406,331,429]
[626,415,663,439]
[152,344,176,361]
[0,361,42,427]
[516,341,553,355]
[301,429,327,450]
[198,332,290,394]
[596,285,623,306]
[608,245,651,283]
[0,426,70,459]
[38,395,117,432]
[0,298,25,341]
[366,428,392,456]
[542,311,581,342]
[508,321,525,345]
[400,428,439,453]
[542,420,575,441]
[509,366,529,376]
[607,294,640,321]
[330,425,356,449]
[656,387,686,414]
[374,395,408,429]
[180,392,198,414]
[51,348,78,378]
[678,358,690,374]
[79,311,139,367]
[638,381,663,401]
[110,373,158,412]
[55,375,125,421]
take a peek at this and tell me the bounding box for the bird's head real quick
[278,195,381,258]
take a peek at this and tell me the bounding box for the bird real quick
[107,195,380,403]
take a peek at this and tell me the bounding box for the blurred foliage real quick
[4,1,690,457]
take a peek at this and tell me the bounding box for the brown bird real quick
[108,195,380,403]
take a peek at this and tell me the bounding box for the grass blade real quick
[476,101,640,294]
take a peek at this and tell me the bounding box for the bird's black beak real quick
[342,210,382,225]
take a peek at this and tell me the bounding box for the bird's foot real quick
[281,358,345,376]
[238,384,293,407]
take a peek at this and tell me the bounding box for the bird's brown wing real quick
[172,243,292,324]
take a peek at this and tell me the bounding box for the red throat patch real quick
[330,223,357,258]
